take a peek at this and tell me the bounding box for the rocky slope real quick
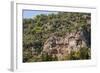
[42,29,90,60]
[23,12,91,62]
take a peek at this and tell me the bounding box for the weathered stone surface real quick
[42,30,88,60]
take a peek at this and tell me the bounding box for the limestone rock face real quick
[42,30,88,60]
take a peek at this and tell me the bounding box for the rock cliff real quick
[42,29,90,60]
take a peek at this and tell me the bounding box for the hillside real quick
[23,12,91,62]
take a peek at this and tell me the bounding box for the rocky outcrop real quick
[42,30,89,60]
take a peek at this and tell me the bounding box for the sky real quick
[23,10,58,19]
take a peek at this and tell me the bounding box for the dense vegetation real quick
[23,12,91,62]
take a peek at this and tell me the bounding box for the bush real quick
[41,53,58,61]
[79,47,91,59]
[67,47,91,60]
